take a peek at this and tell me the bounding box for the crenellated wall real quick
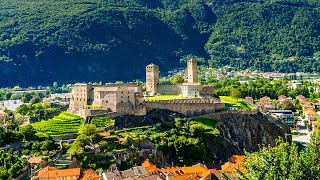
[145,99,225,117]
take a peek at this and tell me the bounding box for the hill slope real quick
[1,0,320,86]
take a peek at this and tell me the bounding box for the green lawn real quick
[145,95,196,101]
[219,96,254,110]
[191,118,219,135]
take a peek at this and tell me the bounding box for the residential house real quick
[32,166,80,180]
[278,95,287,102]
[290,83,303,89]
[141,159,158,174]
[260,96,271,104]
[304,109,318,121]
[220,155,247,174]
[296,95,306,102]
[3,100,22,111]
[50,93,73,102]
[102,166,162,180]
[258,96,275,111]
[11,89,47,96]
[79,169,99,180]
[158,164,211,180]
[244,97,254,105]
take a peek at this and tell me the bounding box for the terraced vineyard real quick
[32,112,85,137]
[91,117,114,130]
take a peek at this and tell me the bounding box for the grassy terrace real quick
[32,112,85,137]
[145,95,197,101]
[219,96,254,110]
[91,117,114,130]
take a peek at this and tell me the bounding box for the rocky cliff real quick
[114,109,290,164]
[201,111,290,162]
[114,109,185,129]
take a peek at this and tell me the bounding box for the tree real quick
[29,95,41,105]
[299,136,320,179]
[15,104,29,115]
[230,88,241,102]
[171,75,185,84]
[79,124,97,137]
[279,100,296,111]
[236,137,320,180]
[19,125,36,141]
[0,166,8,180]
[237,139,302,180]
[53,82,58,90]
[69,134,90,154]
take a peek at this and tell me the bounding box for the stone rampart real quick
[145,99,225,117]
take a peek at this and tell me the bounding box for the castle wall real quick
[145,99,225,117]
[157,84,182,95]
[78,105,146,118]
[69,84,93,109]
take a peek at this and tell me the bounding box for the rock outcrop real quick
[201,110,290,162]
[114,109,184,129]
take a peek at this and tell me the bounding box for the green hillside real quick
[1,0,320,86]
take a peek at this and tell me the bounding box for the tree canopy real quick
[1,0,320,86]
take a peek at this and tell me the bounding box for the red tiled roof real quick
[28,157,42,164]
[37,166,80,178]
[221,155,247,173]
[98,132,110,137]
[79,169,99,180]
[142,159,157,173]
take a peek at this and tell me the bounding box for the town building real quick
[2,100,22,111]
[304,109,318,121]
[158,163,211,180]
[102,166,162,180]
[11,89,47,96]
[79,169,99,180]
[268,110,295,127]
[32,166,80,180]
[220,155,247,174]
[257,96,275,111]
[50,93,73,102]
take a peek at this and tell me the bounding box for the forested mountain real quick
[1,0,320,86]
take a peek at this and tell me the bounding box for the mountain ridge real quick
[1,0,320,86]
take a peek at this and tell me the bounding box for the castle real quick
[146,59,212,98]
[69,83,146,117]
[69,59,225,118]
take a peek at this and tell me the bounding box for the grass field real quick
[191,118,219,135]
[219,96,254,110]
[32,111,85,137]
[145,95,195,101]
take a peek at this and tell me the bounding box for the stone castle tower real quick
[146,63,159,95]
[187,59,198,83]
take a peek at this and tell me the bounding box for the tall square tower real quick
[187,59,198,83]
[146,64,159,95]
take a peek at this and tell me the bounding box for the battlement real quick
[144,98,221,104]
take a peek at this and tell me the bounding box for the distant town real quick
[0,60,320,180]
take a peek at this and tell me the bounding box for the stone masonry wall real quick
[145,99,225,117]
[157,84,181,95]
